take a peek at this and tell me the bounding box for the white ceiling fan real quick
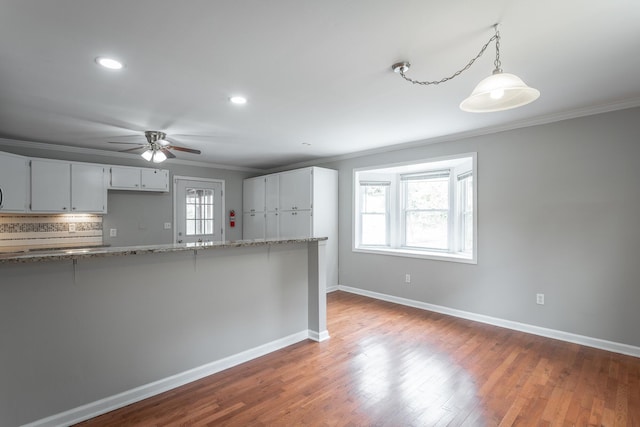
[108,131,201,163]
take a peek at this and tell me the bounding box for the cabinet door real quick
[0,152,28,212]
[30,160,71,212]
[243,212,265,240]
[110,167,141,189]
[71,164,106,213]
[243,177,265,213]
[265,174,279,212]
[279,210,312,239]
[265,211,279,239]
[140,169,169,191]
[279,169,312,211]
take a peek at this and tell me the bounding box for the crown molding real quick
[0,138,264,173]
[279,98,640,171]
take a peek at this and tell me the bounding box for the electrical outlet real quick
[164,222,172,230]
[110,228,117,237]
[68,223,76,233]
[536,293,545,305]
[405,274,411,284]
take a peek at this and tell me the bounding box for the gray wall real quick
[0,143,254,244]
[0,244,310,426]
[318,107,640,348]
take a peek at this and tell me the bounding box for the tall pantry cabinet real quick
[242,166,338,288]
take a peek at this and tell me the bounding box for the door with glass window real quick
[174,178,224,243]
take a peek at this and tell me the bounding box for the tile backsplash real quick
[0,214,103,249]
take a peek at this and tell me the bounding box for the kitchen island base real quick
[0,239,327,427]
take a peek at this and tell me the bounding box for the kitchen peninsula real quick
[0,238,328,427]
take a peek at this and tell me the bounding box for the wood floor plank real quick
[75,291,640,426]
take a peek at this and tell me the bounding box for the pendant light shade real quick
[392,24,540,113]
[141,149,153,161]
[460,71,540,112]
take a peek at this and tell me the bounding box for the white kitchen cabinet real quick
[141,168,169,191]
[110,166,169,192]
[242,166,338,287]
[110,166,141,189]
[243,212,265,240]
[30,160,107,213]
[0,151,29,212]
[242,177,265,213]
[265,211,279,239]
[278,210,312,239]
[71,164,107,212]
[265,174,279,212]
[279,168,312,211]
[30,159,71,212]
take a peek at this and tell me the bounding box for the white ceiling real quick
[1,0,639,170]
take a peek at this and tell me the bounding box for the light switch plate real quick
[164,222,171,229]
[110,228,117,237]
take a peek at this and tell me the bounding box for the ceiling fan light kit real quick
[109,130,201,162]
[392,24,539,113]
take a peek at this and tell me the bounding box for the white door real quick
[174,177,224,244]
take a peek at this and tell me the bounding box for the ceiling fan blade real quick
[168,145,201,155]
[161,148,176,159]
[108,141,145,145]
[118,146,147,153]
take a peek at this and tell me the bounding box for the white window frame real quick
[353,153,477,264]
[358,181,391,247]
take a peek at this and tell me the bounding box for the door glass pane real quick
[185,187,215,236]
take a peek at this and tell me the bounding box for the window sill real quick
[353,246,476,264]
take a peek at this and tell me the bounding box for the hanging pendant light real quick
[392,24,539,113]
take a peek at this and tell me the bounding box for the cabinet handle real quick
[142,184,146,188]
[135,184,139,187]
[72,207,76,211]
[0,187,3,209]
[63,207,67,210]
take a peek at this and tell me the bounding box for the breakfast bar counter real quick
[0,238,328,426]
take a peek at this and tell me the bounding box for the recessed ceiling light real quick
[229,96,247,105]
[95,57,124,70]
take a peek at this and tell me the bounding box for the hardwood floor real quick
[77,291,640,426]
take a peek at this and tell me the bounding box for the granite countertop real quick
[0,238,328,264]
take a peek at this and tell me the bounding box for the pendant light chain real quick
[398,25,501,86]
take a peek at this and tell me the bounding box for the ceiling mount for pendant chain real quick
[392,24,540,113]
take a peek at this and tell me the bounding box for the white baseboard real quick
[338,285,640,359]
[23,330,311,427]
[326,285,339,293]
[308,329,330,342]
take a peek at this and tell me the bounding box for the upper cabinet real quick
[0,151,29,212]
[110,166,169,192]
[279,169,312,211]
[71,164,107,212]
[0,150,170,215]
[242,177,265,213]
[30,160,106,213]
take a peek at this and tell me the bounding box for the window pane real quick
[186,220,195,235]
[463,213,473,253]
[405,211,448,250]
[361,214,387,245]
[362,186,387,213]
[406,179,448,210]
